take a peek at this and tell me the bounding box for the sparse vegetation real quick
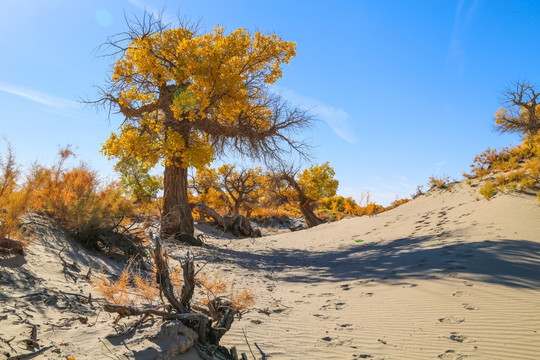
[33,147,135,235]
[479,182,497,199]
[464,130,540,197]
[427,175,451,189]
[0,141,40,254]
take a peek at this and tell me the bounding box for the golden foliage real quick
[33,147,135,235]
[465,130,539,196]
[197,271,256,314]
[93,268,132,305]
[102,25,297,171]
[297,162,339,202]
[479,182,497,200]
[93,262,256,316]
[427,175,451,189]
[230,288,256,313]
[0,141,39,245]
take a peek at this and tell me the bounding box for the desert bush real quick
[34,147,135,237]
[0,142,40,254]
[411,185,424,199]
[520,177,537,190]
[197,271,256,317]
[427,175,451,189]
[465,131,539,199]
[93,267,133,305]
[387,197,410,210]
[93,263,255,318]
[524,157,540,180]
[479,182,497,199]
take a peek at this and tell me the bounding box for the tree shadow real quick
[205,234,540,289]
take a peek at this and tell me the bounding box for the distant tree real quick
[114,158,162,204]
[190,166,231,216]
[218,164,263,216]
[495,81,540,137]
[272,162,338,227]
[93,13,312,244]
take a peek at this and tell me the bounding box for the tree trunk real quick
[281,173,323,228]
[161,161,196,243]
[299,198,323,228]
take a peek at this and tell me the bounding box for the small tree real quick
[0,141,38,254]
[218,164,263,216]
[93,13,312,244]
[114,158,162,205]
[495,81,540,137]
[272,162,338,227]
[190,166,231,217]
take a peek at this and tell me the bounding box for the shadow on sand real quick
[201,234,540,289]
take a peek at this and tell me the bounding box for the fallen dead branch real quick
[191,203,262,238]
[98,232,247,359]
[6,345,53,360]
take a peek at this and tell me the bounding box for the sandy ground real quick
[1,179,539,359]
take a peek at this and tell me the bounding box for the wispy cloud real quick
[0,83,76,109]
[425,161,446,177]
[127,0,177,26]
[277,87,359,144]
[447,0,480,66]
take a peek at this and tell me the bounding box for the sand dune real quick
[1,179,539,359]
[216,181,540,359]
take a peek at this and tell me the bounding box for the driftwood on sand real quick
[191,203,261,238]
[101,233,244,359]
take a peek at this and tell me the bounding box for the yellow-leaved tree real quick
[495,81,540,137]
[93,14,312,244]
[271,162,338,227]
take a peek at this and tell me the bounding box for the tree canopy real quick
[95,13,312,242]
[495,81,540,137]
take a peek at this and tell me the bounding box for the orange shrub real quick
[427,175,450,189]
[0,141,40,251]
[33,147,134,236]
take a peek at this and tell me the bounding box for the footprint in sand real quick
[462,303,479,310]
[438,350,468,359]
[359,292,374,297]
[463,281,474,287]
[452,291,466,297]
[438,316,465,324]
[450,333,470,343]
[340,284,351,291]
[353,355,373,359]
[401,283,418,288]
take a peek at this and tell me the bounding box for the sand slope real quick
[215,181,540,359]
[1,180,539,359]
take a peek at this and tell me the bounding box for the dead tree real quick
[219,165,262,215]
[103,233,240,358]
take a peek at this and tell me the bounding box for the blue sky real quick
[1,0,540,205]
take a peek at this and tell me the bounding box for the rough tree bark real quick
[298,197,323,228]
[281,173,323,228]
[162,162,203,246]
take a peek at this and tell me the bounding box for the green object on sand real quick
[355,239,364,243]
